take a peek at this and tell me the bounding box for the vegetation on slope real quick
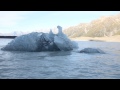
[63,14,120,38]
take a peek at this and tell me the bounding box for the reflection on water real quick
[48,51,72,56]
[0,39,120,79]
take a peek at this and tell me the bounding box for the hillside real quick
[63,14,120,38]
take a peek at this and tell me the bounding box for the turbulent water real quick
[0,38,120,79]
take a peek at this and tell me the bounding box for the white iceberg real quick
[54,26,74,51]
[1,32,41,51]
[1,26,78,52]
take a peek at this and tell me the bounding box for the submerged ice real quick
[79,48,105,54]
[1,26,78,52]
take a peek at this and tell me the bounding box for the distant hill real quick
[0,31,28,37]
[63,13,120,38]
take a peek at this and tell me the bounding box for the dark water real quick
[0,39,120,79]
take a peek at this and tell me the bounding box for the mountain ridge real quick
[63,13,120,38]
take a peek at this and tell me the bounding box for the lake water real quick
[0,38,120,79]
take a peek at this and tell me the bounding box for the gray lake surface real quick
[0,38,120,79]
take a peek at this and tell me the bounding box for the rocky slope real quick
[63,14,120,38]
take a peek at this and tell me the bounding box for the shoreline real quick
[0,36,17,39]
[70,35,120,42]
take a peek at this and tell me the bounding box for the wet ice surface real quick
[0,39,120,79]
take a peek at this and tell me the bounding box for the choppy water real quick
[0,38,120,79]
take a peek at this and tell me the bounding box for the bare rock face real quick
[79,48,105,54]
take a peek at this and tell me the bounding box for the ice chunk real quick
[54,35,73,51]
[79,48,105,54]
[71,41,79,49]
[2,26,78,52]
[54,25,78,51]
[2,32,40,51]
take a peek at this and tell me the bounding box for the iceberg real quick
[54,26,74,51]
[79,48,105,54]
[1,32,40,51]
[1,26,78,52]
